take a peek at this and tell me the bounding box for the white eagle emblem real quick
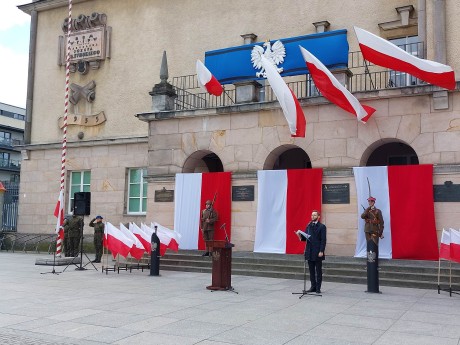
[251,40,286,78]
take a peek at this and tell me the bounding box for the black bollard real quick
[366,238,380,293]
[150,225,160,276]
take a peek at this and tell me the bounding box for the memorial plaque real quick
[322,183,350,204]
[232,185,254,201]
[434,182,460,202]
[154,188,174,202]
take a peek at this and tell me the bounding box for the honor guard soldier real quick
[66,214,83,256]
[361,196,384,244]
[200,199,218,256]
[89,215,104,263]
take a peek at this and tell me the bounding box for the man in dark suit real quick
[296,210,327,293]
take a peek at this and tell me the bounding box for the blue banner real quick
[204,29,349,85]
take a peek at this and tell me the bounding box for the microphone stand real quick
[220,223,230,243]
[292,228,322,299]
[41,234,61,275]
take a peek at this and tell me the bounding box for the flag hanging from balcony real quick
[354,165,439,260]
[174,172,231,250]
[260,55,306,137]
[299,46,376,123]
[254,169,322,254]
[196,59,223,96]
[354,26,456,90]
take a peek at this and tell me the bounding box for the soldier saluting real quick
[361,196,384,244]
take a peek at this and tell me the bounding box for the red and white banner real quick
[174,172,231,250]
[53,190,65,256]
[119,223,145,260]
[196,59,223,96]
[354,26,456,90]
[260,55,306,137]
[299,46,375,123]
[130,222,151,253]
[254,169,322,254]
[439,228,451,261]
[450,229,460,264]
[104,222,134,259]
[151,222,181,253]
[354,165,438,260]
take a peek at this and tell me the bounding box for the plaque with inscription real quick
[322,183,350,204]
[434,182,460,202]
[154,189,174,202]
[232,185,255,202]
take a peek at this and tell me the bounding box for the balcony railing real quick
[0,159,21,170]
[0,138,24,148]
[171,41,454,112]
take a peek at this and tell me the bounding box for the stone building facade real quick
[18,0,460,256]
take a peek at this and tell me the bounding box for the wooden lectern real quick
[205,240,234,290]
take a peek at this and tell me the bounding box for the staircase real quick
[160,250,460,290]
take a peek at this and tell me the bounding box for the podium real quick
[205,240,234,291]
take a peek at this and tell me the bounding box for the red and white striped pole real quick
[55,0,72,257]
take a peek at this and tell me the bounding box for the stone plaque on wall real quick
[322,183,350,204]
[434,182,460,202]
[154,188,174,202]
[232,185,255,201]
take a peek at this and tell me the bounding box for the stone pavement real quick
[1,253,460,345]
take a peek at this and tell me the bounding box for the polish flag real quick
[196,59,223,96]
[141,223,168,256]
[254,169,322,254]
[299,46,376,123]
[104,222,134,259]
[450,229,460,264]
[119,223,145,260]
[53,189,65,257]
[354,165,439,260]
[151,222,181,253]
[260,55,306,137]
[130,222,151,253]
[439,229,451,261]
[174,172,231,250]
[354,26,456,90]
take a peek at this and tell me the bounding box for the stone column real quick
[149,51,177,112]
[433,0,446,64]
[235,33,262,103]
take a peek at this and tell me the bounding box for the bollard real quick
[366,238,380,293]
[150,225,160,276]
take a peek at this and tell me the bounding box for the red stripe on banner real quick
[359,44,456,90]
[289,89,306,138]
[388,165,439,260]
[198,172,232,250]
[286,169,323,254]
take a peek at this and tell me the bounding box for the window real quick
[69,171,91,213]
[127,168,147,214]
[0,152,10,167]
[388,36,423,87]
[306,74,320,97]
[0,132,11,145]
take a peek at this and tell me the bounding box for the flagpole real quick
[55,0,72,258]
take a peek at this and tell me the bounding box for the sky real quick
[0,1,31,109]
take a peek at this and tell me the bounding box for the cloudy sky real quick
[0,1,30,108]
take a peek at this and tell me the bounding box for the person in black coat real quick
[296,210,327,293]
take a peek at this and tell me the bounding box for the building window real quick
[69,171,91,213]
[0,152,10,167]
[0,132,11,145]
[388,36,422,87]
[127,168,147,214]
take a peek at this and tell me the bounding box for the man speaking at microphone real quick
[296,210,327,294]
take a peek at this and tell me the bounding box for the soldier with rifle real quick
[361,196,384,244]
[200,194,218,257]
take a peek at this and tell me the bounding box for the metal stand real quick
[292,260,322,299]
[40,235,61,275]
[63,221,98,272]
[438,260,460,297]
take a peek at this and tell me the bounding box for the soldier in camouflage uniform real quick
[63,217,70,257]
[361,196,384,245]
[89,215,104,263]
[65,214,83,256]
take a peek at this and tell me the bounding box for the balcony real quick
[0,138,24,150]
[0,159,21,171]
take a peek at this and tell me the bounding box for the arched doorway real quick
[264,145,311,170]
[362,140,419,166]
[183,150,224,173]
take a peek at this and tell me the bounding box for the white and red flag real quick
[151,222,181,253]
[299,46,376,123]
[450,229,460,264]
[260,55,306,137]
[53,189,65,256]
[354,26,456,90]
[104,222,134,259]
[354,165,438,260]
[254,169,323,254]
[141,223,167,256]
[119,223,145,260]
[174,172,231,250]
[130,222,151,253]
[439,228,451,261]
[196,59,223,96]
